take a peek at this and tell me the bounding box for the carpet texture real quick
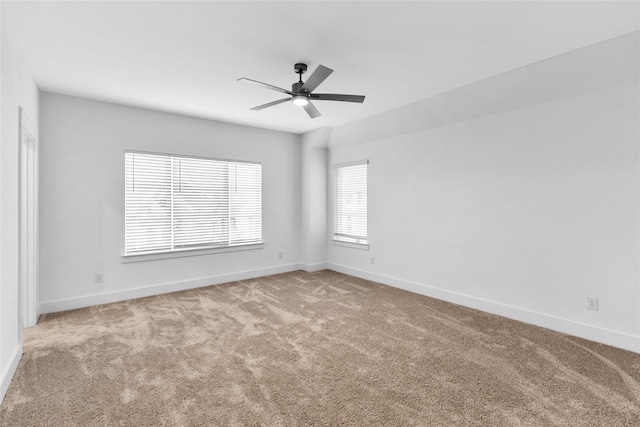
[1,270,639,426]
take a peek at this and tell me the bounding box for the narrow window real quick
[333,161,368,245]
[125,150,262,256]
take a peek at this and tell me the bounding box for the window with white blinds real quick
[333,161,368,245]
[125,150,262,256]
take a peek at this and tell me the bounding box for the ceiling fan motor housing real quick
[292,81,308,95]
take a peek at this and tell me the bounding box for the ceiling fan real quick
[237,63,365,119]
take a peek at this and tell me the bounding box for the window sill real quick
[122,243,264,263]
[332,239,369,251]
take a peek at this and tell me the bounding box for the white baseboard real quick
[328,263,640,354]
[39,263,304,315]
[1,343,23,404]
[301,262,328,272]
[36,261,639,353]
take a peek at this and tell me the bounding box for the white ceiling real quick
[3,1,639,134]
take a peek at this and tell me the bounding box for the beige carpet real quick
[1,270,639,426]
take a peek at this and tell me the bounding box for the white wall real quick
[300,127,330,270]
[38,92,301,313]
[0,7,40,401]
[327,33,640,353]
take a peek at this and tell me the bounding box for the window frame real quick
[332,160,369,249]
[122,150,263,261]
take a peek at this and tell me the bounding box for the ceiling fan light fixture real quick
[292,95,309,106]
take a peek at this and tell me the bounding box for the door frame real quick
[18,106,38,330]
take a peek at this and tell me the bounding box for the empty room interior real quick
[1,1,639,425]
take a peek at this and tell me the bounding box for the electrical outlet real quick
[370,257,375,264]
[278,252,283,259]
[95,273,104,284]
[587,297,598,311]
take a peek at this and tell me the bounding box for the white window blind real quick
[333,161,368,245]
[125,150,262,256]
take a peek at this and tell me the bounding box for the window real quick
[333,161,368,245]
[124,150,262,256]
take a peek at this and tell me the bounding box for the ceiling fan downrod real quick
[292,63,309,105]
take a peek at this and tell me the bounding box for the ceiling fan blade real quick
[238,78,292,95]
[302,101,321,119]
[300,65,333,92]
[310,94,365,103]
[250,97,292,111]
